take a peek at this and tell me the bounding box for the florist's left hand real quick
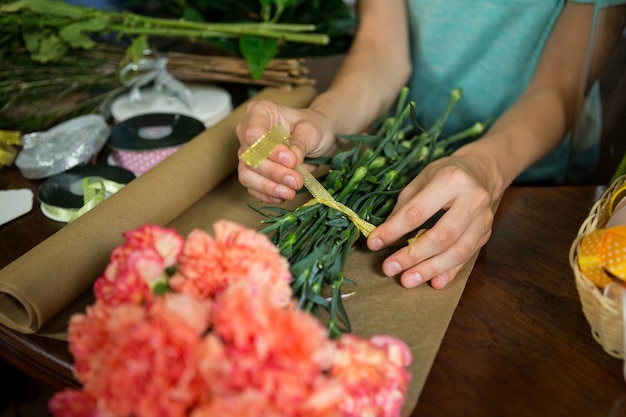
[366,153,498,289]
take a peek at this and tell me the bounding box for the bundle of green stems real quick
[257,87,486,337]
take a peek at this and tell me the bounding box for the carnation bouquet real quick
[49,221,413,417]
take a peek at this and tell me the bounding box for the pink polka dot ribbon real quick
[111,147,180,176]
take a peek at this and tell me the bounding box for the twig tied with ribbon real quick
[239,124,376,237]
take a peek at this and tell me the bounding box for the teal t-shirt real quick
[406,0,596,184]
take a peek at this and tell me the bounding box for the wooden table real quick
[1,164,624,416]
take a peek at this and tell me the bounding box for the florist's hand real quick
[236,100,336,204]
[367,154,498,290]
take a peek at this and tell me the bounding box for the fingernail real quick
[370,237,384,251]
[384,261,402,276]
[284,175,297,189]
[404,272,422,288]
[278,151,292,166]
[436,273,450,288]
[276,185,291,200]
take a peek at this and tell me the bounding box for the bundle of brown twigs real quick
[167,51,314,87]
[1,44,314,133]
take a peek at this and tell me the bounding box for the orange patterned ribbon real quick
[578,226,626,288]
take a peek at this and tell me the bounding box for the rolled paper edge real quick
[0,85,318,334]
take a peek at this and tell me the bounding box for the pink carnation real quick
[330,334,413,417]
[170,220,291,304]
[94,225,184,306]
[190,389,283,417]
[63,293,211,417]
[203,281,343,416]
[48,389,100,417]
[122,224,185,268]
[50,221,414,417]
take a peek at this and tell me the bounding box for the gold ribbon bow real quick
[239,124,376,236]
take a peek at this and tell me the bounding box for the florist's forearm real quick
[454,85,572,197]
[309,45,411,136]
[309,0,411,137]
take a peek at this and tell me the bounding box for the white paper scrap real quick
[0,188,34,226]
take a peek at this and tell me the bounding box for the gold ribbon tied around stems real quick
[239,124,376,237]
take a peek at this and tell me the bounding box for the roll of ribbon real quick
[108,113,205,176]
[110,83,233,127]
[578,226,626,288]
[0,143,17,167]
[15,115,110,179]
[40,179,126,223]
[0,130,21,166]
[38,165,135,223]
[110,147,180,176]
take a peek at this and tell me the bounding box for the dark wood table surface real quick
[1,164,625,416]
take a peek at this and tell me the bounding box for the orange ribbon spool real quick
[578,225,626,288]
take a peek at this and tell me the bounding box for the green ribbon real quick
[41,177,125,223]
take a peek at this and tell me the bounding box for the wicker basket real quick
[569,175,626,359]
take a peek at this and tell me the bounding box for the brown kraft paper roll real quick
[0,85,318,335]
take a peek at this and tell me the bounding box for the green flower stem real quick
[426,88,462,139]
[335,166,368,202]
[0,4,330,44]
[439,121,487,148]
[106,24,330,45]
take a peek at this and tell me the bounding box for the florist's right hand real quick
[236,100,336,204]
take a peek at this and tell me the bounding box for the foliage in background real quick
[123,0,356,58]
[0,0,346,77]
[0,0,355,132]
[0,48,125,132]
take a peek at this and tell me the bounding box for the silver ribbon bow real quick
[119,55,195,110]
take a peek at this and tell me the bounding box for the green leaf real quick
[336,133,381,145]
[1,0,89,18]
[59,16,110,49]
[23,31,68,63]
[152,280,171,295]
[304,285,330,308]
[239,35,278,80]
[326,217,350,228]
[121,35,150,67]
[182,5,205,22]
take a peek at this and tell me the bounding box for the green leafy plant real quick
[0,0,340,78]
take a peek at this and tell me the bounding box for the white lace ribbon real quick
[119,56,195,110]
